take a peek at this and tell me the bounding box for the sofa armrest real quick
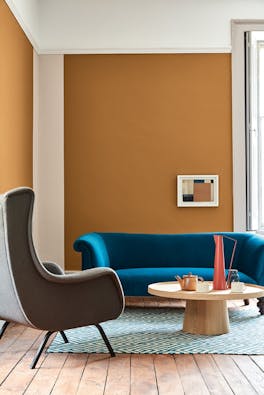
[238,234,264,285]
[73,233,110,270]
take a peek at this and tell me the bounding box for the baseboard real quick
[125,296,185,308]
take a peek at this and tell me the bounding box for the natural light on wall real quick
[246,31,264,232]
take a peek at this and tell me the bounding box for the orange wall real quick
[0,0,33,192]
[65,54,232,270]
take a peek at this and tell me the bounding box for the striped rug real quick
[48,306,264,355]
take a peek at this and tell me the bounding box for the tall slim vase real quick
[213,235,227,290]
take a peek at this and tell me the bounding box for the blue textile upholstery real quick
[74,232,264,296]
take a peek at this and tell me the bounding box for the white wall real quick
[33,53,64,268]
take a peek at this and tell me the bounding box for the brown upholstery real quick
[0,187,124,367]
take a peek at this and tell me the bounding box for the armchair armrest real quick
[39,266,118,284]
[26,266,124,331]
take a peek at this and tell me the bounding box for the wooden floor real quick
[0,299,263,395]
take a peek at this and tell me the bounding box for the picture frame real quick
[177,175,219,207]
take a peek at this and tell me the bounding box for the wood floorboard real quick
[0,332,46,394]
[130,354,158,395]
[0,323,26,352]
[24,353,68,395]
[251,355,264,372]
[51,354,88,395]
[104,354,131,395]
[0,327,42,386]
[174,354,210,395]
[76,353,110,395]
[154,354,184,395]
[213,354,258,395]
[0,300,263,394]
[231,355,264,394]
[194,354,233,395]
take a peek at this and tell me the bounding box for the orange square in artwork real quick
[193,183,211,201]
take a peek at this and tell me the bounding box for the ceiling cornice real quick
[5,1,264,55]
[4,0,40,52]
[38,46,232,55]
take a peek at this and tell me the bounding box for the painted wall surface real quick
[65,54,232,270]
[0,0,33,192]
[36,0,264,53]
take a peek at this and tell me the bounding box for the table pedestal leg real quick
[183,300,229,335]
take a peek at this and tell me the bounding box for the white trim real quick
[33,50,40,251]
[4,0,40,52]
[231,20,264,232]
[37,46,231,55]
[33,54,64,268]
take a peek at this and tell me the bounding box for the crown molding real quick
[37,46,231,55]
[4,0,40,51]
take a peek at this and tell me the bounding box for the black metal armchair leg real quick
[95,324,115,357]
[0,321,10,339]
[60,331,69,343]
[31,331,54,369]
[257,297,264,315]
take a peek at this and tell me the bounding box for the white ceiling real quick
[5,0,264,54]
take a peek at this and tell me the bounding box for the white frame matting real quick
[177,175,219,207]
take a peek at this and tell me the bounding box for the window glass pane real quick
[246,32,264,231]
[259,44,264,228]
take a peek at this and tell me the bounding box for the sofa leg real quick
[243,299,249,306]
[257,297,264,315]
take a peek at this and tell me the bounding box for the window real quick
[231,20,264,232]
[246,32,264,231]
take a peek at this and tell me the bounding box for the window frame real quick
[231,20,264,232]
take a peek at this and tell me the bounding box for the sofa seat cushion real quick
[116,267,256,296]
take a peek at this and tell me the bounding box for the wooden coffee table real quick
[148,281,264,335]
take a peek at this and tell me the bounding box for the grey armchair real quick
[0,187,124,368]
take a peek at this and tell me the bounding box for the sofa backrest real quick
[97,232,250,270]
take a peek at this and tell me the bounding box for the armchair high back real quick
[0,187,124,368]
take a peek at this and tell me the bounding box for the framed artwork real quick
[177,175,219,207]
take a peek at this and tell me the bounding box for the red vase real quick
[213,235,227,290]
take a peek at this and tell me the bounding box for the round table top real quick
[148,281,264,301]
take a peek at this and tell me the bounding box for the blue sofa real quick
[74,232,264,298]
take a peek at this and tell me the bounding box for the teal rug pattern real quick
[48,307,264,355]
